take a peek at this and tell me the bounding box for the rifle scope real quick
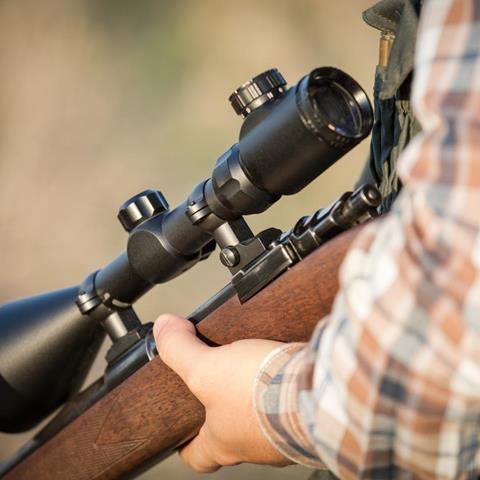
[0,66,373,432]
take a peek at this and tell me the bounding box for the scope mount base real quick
[228,184,381,303]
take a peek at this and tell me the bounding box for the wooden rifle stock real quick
[4,226,360,480]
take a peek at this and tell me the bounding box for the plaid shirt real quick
[254,1,480,478]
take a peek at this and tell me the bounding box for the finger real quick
[153,314,209,385]
[178,428,221,474]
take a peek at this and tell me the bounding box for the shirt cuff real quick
[253,342,327,469]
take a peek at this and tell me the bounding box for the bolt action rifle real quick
[0,66,381,479]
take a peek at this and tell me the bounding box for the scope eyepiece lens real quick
[310,80,363,138]
[295,67,373,148]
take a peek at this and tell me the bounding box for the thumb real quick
[153,314,209,385]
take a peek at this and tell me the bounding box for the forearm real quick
[254,0,480,476]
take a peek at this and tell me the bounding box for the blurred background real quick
[0,0,377,478]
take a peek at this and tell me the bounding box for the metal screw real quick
[219,246,240,268]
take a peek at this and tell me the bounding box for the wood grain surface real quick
[5,227,359,480]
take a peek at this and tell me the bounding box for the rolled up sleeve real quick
[254,1,480,477]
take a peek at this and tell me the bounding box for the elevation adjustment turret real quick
[118,189,169,232]
[229,68,287,118]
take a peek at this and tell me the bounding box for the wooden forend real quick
[5,227,359,480]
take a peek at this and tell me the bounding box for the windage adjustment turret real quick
[118,189,169,232]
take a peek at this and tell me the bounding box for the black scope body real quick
[0,66,373,433]
[112,67,373,297]
[236,67,372,197]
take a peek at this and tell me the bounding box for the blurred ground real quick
[0,1,377,478]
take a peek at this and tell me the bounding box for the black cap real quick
[229,68,287,118]
[118,189,169,232]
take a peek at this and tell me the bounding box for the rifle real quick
[0,66,378,479]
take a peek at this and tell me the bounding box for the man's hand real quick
[153,313,291,473]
